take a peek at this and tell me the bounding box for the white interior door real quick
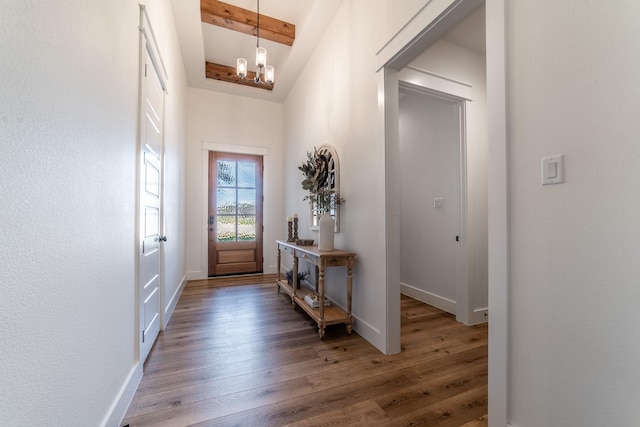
[139,45,164,363]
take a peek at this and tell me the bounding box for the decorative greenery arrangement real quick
[299,147,329,193]
[299,147,343,214]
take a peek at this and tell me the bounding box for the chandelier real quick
[236,0,274,85]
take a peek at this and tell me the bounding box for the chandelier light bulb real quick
[256,46,267,68]
[236,58,247,79]
[265,65,274,85]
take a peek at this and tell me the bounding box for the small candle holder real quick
[293,217,299,241]
[287,219,294,242]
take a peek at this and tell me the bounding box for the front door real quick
[208,152,263,276]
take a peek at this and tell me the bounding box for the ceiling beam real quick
[205,62,274,91]
[201,0,295,46]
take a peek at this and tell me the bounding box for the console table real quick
[276,240,356,339]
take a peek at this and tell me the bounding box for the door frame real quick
[201,142,270,279]
[376,0,508,424]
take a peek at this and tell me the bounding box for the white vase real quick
[318,213,335,251]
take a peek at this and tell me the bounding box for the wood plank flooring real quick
[122,275,488,426]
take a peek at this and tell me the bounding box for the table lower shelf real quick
[276,279,350,334]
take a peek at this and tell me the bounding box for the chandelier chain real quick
[256,0,260,48]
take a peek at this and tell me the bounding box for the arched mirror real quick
[308,144,340,232]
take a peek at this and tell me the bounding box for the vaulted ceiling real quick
[200,0,294,90]
[170,0,343,102]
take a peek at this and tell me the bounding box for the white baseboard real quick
[400,282,456,315]
[186,270,205,281]
[351,314,385,352]
[469,307,488,325]
[163,273,188,329]
[101,362,142,427]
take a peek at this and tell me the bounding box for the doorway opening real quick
[208,151,264,276]
[399,85,469,322]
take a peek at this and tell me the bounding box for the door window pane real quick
[217,160,236,186]
[237,161,255,188]
[238,189,256,214]
[217,188,236,214]
[238,215,256,241]
[217,215,236,242]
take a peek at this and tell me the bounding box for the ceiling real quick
[170,1,484,103]
[170,0,343,103]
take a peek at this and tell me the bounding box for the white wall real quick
[507,1,640,426]
[283,0,390,350]
[0,0,188,425]
[372,0,432,53]
[403,38,489,323]
[185,88,285,279]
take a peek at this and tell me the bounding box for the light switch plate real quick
[542,154,564,185]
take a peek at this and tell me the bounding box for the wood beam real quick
[205,62,274,91]
[201,0,295,46]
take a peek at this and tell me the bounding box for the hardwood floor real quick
[122,275,488,426]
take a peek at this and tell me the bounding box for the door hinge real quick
[144,63,147,77]
[142,330,145,343]
[456,236,459,242]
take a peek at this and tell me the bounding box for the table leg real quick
[276,245,281,293]
[346,256,354,334]
[314,265,319,292]
[292,253,298,308]
[319,263,325,339]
